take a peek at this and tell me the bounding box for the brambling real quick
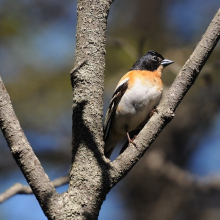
[103,50,174,158]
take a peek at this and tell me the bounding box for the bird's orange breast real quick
[118,70,163,92]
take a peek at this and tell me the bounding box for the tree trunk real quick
[60,0,115,219]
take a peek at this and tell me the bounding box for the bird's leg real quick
[127,132,136,146]
[120,130,139,154]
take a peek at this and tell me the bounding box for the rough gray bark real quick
[0,1,219,220]
[0,76,60,218]
[67,0,115,219]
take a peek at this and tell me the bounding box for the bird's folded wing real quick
[103,79,129,140]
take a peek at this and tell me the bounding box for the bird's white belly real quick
[114,82,162,135]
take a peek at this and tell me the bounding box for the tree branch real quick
[1,1,219,219]
[0,175,69,203]
[0,76,59,216]
[110,8,220,186]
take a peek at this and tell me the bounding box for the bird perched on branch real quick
[103,50,174,158]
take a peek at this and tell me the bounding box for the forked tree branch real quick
[3,148,220,203]
[0,1,219,219]
[109,8,220,186]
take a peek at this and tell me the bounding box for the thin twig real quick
[0,175,69,203]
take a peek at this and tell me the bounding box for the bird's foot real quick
[127,132,136,147]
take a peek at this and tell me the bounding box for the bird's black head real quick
[130,50,174,71]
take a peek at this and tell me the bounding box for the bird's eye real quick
[152,56,157,61]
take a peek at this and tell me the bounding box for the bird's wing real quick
[103,78,129,141]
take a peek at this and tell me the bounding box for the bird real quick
[103,50,174,158]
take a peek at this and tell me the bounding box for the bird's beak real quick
[161,59,174,67]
